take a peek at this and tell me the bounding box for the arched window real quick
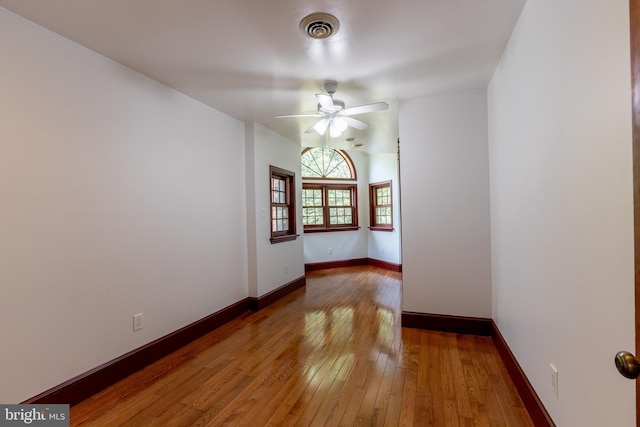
[301,147,356,180]
[301,147,358,232]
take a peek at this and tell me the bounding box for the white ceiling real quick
[0,0,526,153]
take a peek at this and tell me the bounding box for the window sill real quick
[304,226,360,233]
[270,234,300,244]
[369,227,394,232]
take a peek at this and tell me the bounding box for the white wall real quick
[303,149,369,264]
[246,123,305,297]
[368,152,402,265]
[0,8,248,403]
[399,90,492,318]
[488,0,634,425]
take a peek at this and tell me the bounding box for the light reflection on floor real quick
[301,268,401,390]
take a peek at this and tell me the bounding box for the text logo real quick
[0,405,69,426]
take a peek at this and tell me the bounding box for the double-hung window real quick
[302,184,358,231]
[270,165,297,243]
[369,181,393,231]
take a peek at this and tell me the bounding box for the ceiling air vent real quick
[300,13,340,39]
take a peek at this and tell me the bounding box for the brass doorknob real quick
[615,351,640,379]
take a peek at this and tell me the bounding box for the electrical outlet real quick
[133,313,143,331]
[328,248,333,255]
[285,265,289,275]
[550,364,558,398]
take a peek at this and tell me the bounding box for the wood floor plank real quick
[382,364,406,426]
[371,352,397,426]
[355,352,391,425]
[427,332,445,426]
[69,266,534,426]
[448,334,474,419]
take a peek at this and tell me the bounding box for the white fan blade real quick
[275,113,323,118]
[316,93,335,110]
[342,102,389,116]
[342,116,369,130]
[305,118,329,135]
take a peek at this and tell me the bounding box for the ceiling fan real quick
[275,80,389,138]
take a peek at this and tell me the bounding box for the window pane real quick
[377,187,390,205]
[272,177,286,205]
[302,189,322,207]
[275,206,287,219]
[303,207,324,226]
[328,189,351,206]
[375,206,391,224]
[272,202,290,229]
[329,207,352,225]
[301,163,322,178]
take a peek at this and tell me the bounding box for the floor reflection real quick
[300,267,402,389]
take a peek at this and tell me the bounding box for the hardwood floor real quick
[70,266,533,426]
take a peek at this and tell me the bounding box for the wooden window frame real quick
[369,181,394,232]
[270,165,298,243]
[302,183,359,233]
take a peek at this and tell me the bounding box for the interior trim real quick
[402,311,554,426]
[23,298,251,405]
[25,275,308,406]
[401,311,493,336]
[28,276,307,405]
[24,273,551,426]
[491,321,555,427]
[305,257,401,272]
[305,258,368,271]
[367,258,403,272]
[248,276,306,311]
[629,0,640,422]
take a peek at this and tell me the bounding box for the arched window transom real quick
[301,147,356,180]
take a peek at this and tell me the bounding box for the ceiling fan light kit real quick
[276,80,388,138]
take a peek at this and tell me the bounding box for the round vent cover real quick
[300,13,340,39]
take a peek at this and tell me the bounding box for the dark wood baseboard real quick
[247,276,306,311]
[23,275,308,407]
[491,321,555,427]
[401,311,554,426]
[367,258,402,272]
[305,258,401,272]
[23,298,251,406]
[305,258,369,272]
[401,311,493,336]
[23,272,552,426]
